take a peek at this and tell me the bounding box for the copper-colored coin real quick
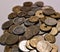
[29,35,44,47]
[29,16,39,23]
[50,27,58,36]
[24,25,39,39]
[23,2,33,7]
[12,6,21,14]
[35,10,44,19]
[2,21,13,30]
[5,34,19,45]
[40,23,52,32]
[26,40,33,50]
[44,34,56,43]
[8,13,17,19]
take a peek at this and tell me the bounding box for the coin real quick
[51,12,60,19]
[35,10,44,19]
[26,40,33,50]
[29,35,44,47]
[12,6,22,14]
[0,32,11,45]
[56,20,60,32]
[19,40,30,52]
[40,23,52,32]
[44,34,56,43]
[5,34,19,45]
[50,27,58,36]
[44,17,57,26]
[8,13,17,19]
[43,8,55,15]
[2,21,13,30]
[35,1,44,7]
[24,25,39,39]
[13,17,25,25]
[23,2,33,7]
[28,11,35,16]
[24,19,35,27]
[51,44,58,52]
[9,25,17,33]
[36,40,52,52]
[13,25,25,35]
[29,16,39,23]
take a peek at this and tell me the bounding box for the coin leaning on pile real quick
[0,1,59,52]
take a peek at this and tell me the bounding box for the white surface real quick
[0,0,60,52]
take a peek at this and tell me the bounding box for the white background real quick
[0,0,60,52]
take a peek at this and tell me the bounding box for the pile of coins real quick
[0,1,59,52]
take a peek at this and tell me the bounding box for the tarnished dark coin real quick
[43,8,55,15]
[44,34,56,43]
[8,13,17,19]
[5,34,19,45]
[2,21,13,30]
[13,25,25,35]
[24,19,35,27]
[0,32,11,45]
[12,6,22,14]
[23,2,33,7]
[44,17,57,26]
[35,1,44,7]
[13,17,25,25]
[24,25,39,39]
[40,23,52,32]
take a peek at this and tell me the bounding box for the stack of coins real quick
[0,1,59,52]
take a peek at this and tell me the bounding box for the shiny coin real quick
[29,16,39,23]
[23,2,33,7]
[2,21,13,30]
[37,40,52,52]
[13,25,25,35]
[50,27,58,36]
[13,17,25,25]
[5,34,18,45]
[35,1,44,7]
[19,40,30,52]
[40,23,52,32]
[8,13,17,19]
[44,17,57,26]
[43,8,55,15]
[35,10,44,19]
[26,40,33,50]
[12,6,21,14]
[29,35,44,47]
[24,25,39,39]
[44,34,56,43]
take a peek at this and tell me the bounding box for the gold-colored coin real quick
[29,35,44,47]
[29,16,39,23]
[50,27,58,36]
